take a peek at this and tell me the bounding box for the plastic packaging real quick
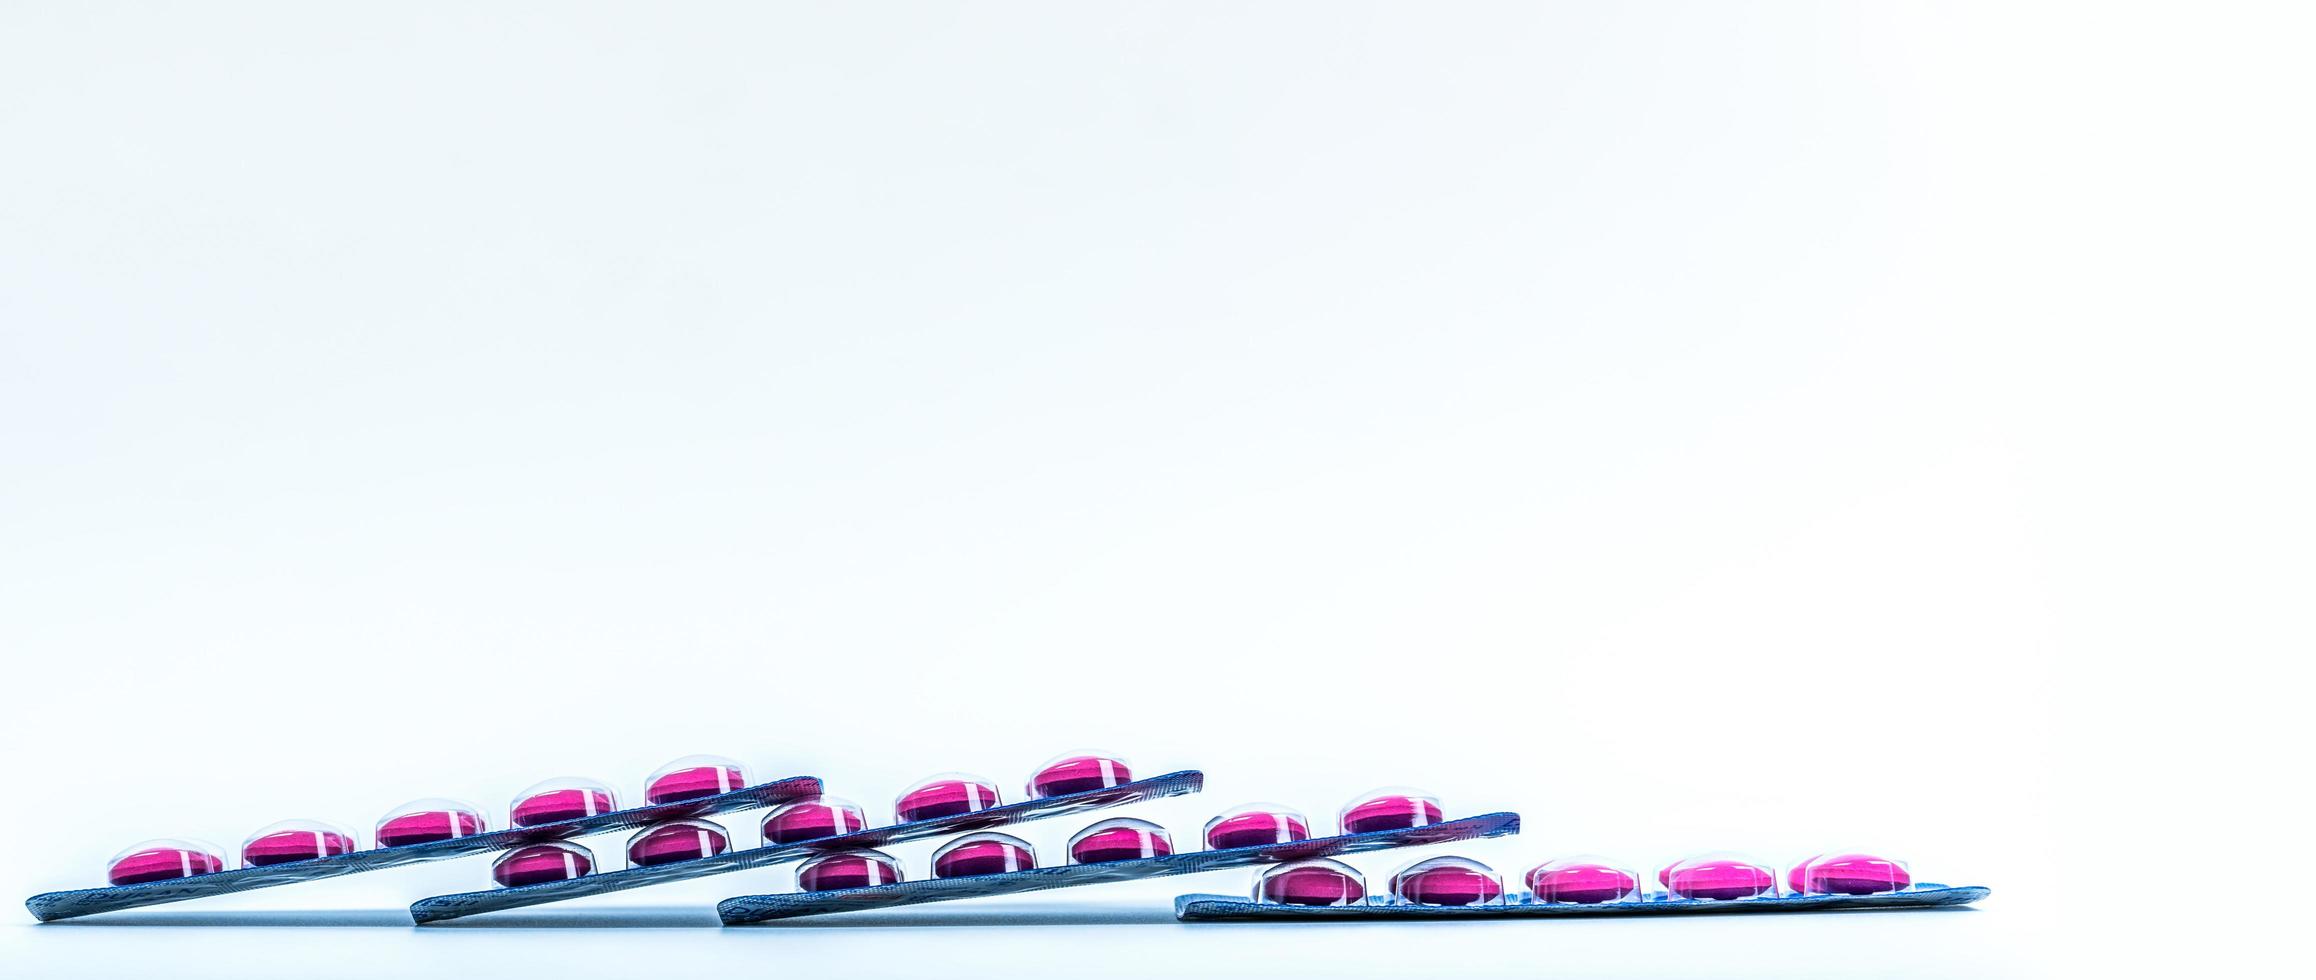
[1338,788,1443,835]
[760,796,870,845]
[931,833,1038,878]
[510,777,619,827]
[240,820,358,867]
[1203,804,1311,850]
[1067,817,1174,864]
[796,849,904,892]
[1524,856,1639,904]
[491,842,594,887]
[1388,855,1504,906]
[894,773,1002,823]
[106,840,228,886]
[374,799,488,848]
[644,755,751,805]
[625,819,731,867]
[1255,859,1367,906]
[1026,752,1134,798]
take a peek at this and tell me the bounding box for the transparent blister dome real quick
[1338,786,1444,835]
[374,798,488,848]
[491,841,594,888]
[1659,853,1780,901]
[795,849,904,892]
[1203,803,1312,850]
[240,819,358,867]
[931,832,1038,878]
[643,755,751,805]
[1067,817,1174,864]
[107,839,228,886]
[1524,855,1641,905]
[1026,751,1134,799]
[509,777,620,827]
[1255,858,1368,906]
[625,818,732,867]
[894,772,1003,823]
[1388,855,1505,907]
[760,796,870,845]
[1791,851,1913,895]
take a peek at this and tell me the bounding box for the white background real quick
[2,2,2306,977]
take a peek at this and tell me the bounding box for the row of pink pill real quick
[102,752,1148,887]
[1253,852,1918,907]
[486,787,1459,889]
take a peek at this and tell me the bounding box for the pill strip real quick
[1171,883,1991,921]
[24,776,824,922]
[409,770,1206,924]
[715,811,1521,924]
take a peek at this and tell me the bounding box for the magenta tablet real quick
[893,773,1002,823]
[509,778,619,827]
[644,755,751,805]
[1067,818,1174,864]
[1027,753,1134,799]
[624,819,731,867]
[796,850,903,892]
[106,840,227,886]
[760,796,870,845]
[491,842,593,887]
[1256,859,1367,906]
[1661,856,1777,900]
[931,833,1038,878]
[1389,855,1504,906]
[1797,853,1912,895]
[374,799,487,848]
[1338,788,1444,835]
[1525,858,1639,904]
[239,820,358,867]
[1203,804,1312,850]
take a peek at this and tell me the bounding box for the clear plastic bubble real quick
[1203,803,1312,850]
[644,755,751,805]
[796,849,904,892]
[1660,853,1779,901]
[894,772,1003,823]
[1388,855,1505,906]
[931,832,1038,878]
[107,839,228,886]
[509,777,620,827]
[374,798,487,848]
[1255,858,1368,906]
[491,841,594,888]
[1338,787,1444,835]
[240,819,358,867]
[625,818,731,867]
[1067,817,1174,864]
[1026,751,1134,799]
[1793,852,1912,895]
[760,795,870,846]
[1524,855,1640,904]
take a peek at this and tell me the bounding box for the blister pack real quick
[715,786,1521,924]
[1173,849,1987,921]
[409,753,1201,923]
[25,754,819,922]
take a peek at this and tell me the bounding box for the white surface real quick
[2,2,2307,977]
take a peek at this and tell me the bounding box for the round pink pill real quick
[1525,859,1638,904]
[1389,856,1503,906]
[1256,859,1367,906]
[1339,787,1444,835]
[240,820,358,867]
[625,819,730,867]
[107,839,228,886]
[491,841,594,887]
[1203,804,1312,850]
[1026,753,1134,798]
[796,849,903,892]
[894,773,1002,823]
[1663,856,1777,900]
[1068,818,1174,864]
[374,799,487,848]
[510,777,619,827]
[931,833,1037,878]
[644,755,750,805]
[760,796,870,845]
[1798,853,1912,895]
